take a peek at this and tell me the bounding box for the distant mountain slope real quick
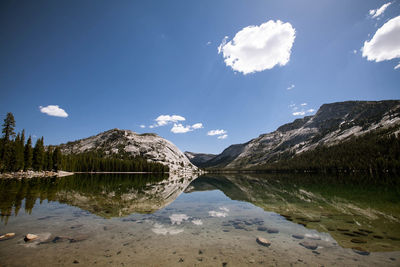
[58,129,197,172]
[201,100,400,169]
[184,152,217,168]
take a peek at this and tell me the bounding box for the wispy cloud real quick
[139,125,146,128]
[395,62,400,70]
[362,16,400,68]
[287,84,295,90]
[147,115,203,134]
[369,2,392,19]
[217,134,228,139]
[171,124,192,134]
[218,20,296,74]
[155,115,185,127]
[207,129,228,139]
[192,123,203,129]
[206,41,212,46]
[39,105,68,118]
[290,104,315,116]
[207,129,227,136]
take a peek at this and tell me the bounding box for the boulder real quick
[256,237,271,247]
[300,241,318,250]
[0,233,15,240]
[24,234,39,242]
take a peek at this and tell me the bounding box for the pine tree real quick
[24,136,33,171]
[46,146,53,171]
[2,112,16,142]
[14,131,25,171]
[52,147,62,171]
[33,137,45,171]
[1,112,16,171]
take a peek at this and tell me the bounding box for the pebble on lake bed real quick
[256,237,271,247]
[0,233,15,240]
[292,234,304,239]
[299,241,318,250]
[24,234,39,242]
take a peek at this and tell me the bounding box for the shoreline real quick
[0,170,74,180]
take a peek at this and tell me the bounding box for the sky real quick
[0,0,399,154]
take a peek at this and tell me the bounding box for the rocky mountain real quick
[58,129,197,172]
[195,100,400,169]
[184,152,217,168]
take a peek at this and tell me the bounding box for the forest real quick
[253,125,400,174]
[0,112,169,173]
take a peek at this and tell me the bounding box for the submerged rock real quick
[256,237,271,247]
[257,226,268,232]
[352,247,370,256]
[24,234,39,242]
[351,239,367,244]
[0,233,15,240]
[300,241,318,250]
[267,227,279,234]
[292,234,304,240]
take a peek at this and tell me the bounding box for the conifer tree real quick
[52,147,62,171]
[24,136,33,170]
[2,112,16,142]
[33,137,45,171]
[46,146,53,171]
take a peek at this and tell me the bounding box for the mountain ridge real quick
[189,100,400,169]
[58,128,198,172]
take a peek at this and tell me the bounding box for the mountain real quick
[58,129,197,172]
[186,174,400,252]
[196,100,400,169]
[184,152,217,168]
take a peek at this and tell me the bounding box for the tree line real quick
[0,112,168,173]
[253,125,400,175]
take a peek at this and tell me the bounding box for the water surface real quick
[0,173,399,266]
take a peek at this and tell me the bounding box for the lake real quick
[0,173,399,266]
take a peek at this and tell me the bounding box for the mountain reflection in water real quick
[0,173,399,252]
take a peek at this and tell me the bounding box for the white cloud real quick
[395,62,400,69]
[170,122,203,134]
[207,129,227,136]
[369,2,392,19]
[206,41,212,46]
[171,123,192,134]
[292,111,305,116]
[362,16,400,64]
[39,105,68,118]
[217,134,228,139]
[218,20,296,74]
[291,104,315,116]
[192,123,203,129]
[140,125,146,128]
[353,49,358,54]
[148,115,203,134]
[287,84,295,90]
[155,115,185,126]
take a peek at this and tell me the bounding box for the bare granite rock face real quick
[197,100,400,168]
[58,129,198,173]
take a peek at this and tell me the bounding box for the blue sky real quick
[1,0,399,154]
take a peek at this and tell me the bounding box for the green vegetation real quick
[60,152,168,172]
[0,173,169,223]
[254,126,400,174]
[0,112,169,173]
